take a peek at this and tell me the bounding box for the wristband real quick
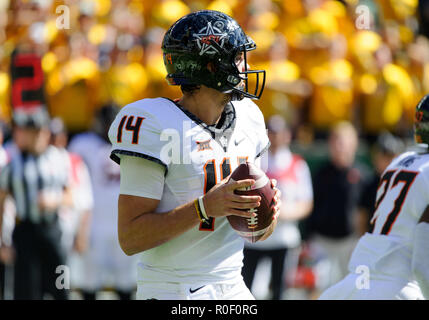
[198,196,209,220]
[194,199,207,223]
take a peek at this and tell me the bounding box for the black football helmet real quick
[414,94,429,145]
[161,10,265,101]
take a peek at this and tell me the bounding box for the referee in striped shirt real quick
[0,108,70,300]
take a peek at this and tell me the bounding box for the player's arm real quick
[118,156,261,255]
[411,205,429,299]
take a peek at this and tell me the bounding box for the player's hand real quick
[202,176,261,219]
[259,217,278,241]
[259,179,281,242]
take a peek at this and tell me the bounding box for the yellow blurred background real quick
[0,0,427,141]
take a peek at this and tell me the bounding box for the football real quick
[227,162,276,243]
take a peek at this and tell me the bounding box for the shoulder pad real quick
[108,98,174,170]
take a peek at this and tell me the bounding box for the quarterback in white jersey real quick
[319,95,429,300]
[108,10,280,300]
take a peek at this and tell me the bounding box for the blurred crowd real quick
[0,0,428,300]
[0,0,428,140]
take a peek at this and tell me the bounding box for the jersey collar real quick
[163,97,236,138]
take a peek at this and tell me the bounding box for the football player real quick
[108,10,280,300]
[319,95,429,300]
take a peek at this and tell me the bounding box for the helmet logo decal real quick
[194,22,227,56]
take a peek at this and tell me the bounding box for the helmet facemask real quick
[209,38,266,101]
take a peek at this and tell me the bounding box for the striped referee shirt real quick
[0,145,69,224]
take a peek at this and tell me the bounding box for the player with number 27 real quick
[319,94,429,300]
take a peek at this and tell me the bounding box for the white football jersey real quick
[109,97,269,285]
[348,151,429,283]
